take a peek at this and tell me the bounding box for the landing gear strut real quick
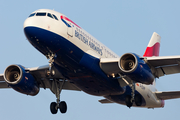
[47,53,67,114]
[129,81,135,104]
[50,79,67,114]
[118,74,136,108]
[125,81,135,108]
[47,53,57,75]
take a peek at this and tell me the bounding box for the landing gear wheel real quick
[59,101,67,113]
[135,94,142,106]
[125,95,133,108]
[50,102,58,114]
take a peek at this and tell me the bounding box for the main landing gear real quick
[125,81,135,108]
[47,53,67,114]
[125,82,142,108]
[118,74,142,108]
[50,79,67,114]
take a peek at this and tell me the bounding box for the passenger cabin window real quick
[29,13,35,17]
[47,13,54,19]
[52,14,58,20]
[36,12,46,16]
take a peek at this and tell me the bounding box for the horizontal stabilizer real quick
[155,91,180,100]
[99,99,114,104]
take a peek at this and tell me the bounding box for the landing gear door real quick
[67,23,73,37]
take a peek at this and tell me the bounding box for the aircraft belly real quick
[104,86,146,107]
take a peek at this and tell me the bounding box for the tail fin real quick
[143,32,161,57]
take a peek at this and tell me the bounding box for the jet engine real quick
[119,53,154,84]
[4,65,39,96]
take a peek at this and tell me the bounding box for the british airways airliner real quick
[1,9,180,114]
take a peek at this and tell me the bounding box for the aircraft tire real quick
[50,102,58,114]
[135,94,142,106]
[59,101,67,113]
[125,95,133,108]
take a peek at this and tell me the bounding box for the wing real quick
[0,65,81,91]
[0,74,9,88]
[155,91,180,100]
[145,56,180,77]
[100,55,180,79]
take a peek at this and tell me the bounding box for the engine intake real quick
[119,53,154,84]
[5,65,22,84]
[4,65,39,96]
[119,53,137,72]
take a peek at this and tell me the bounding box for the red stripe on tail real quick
[143,42,160,57]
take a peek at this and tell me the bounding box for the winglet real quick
[143,32,161,57]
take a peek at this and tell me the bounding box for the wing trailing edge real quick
[144,56,180,77]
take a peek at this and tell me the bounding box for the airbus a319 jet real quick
[1,9,180,114]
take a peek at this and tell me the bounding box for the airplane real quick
[1,9,180,114]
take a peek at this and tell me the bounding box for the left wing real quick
[155,91,180,100]
[100,55,180,79]
[145,56,180,77]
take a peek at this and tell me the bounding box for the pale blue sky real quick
[0,0,180,120]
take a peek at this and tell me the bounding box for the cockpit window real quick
[52,14,59,20]
[29,13,36,17]
[28,12,59,21]
[36,12,46,16]
[47,13,54,19]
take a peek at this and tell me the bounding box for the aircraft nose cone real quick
[24,18,35,38]
[23,18,41,47]
[23,18,43,42]
[23,17,34,30]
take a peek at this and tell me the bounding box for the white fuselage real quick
[24,9,164,108]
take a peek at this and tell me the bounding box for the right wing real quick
[0,74,8,88]
[0,65,81,91]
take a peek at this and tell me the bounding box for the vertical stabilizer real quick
[143,32,161,57]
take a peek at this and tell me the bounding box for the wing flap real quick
[155,91,180,100]
[161,65,180,75]
[146,56,180,67]
[145,56,180,77]
[0,82,9,88]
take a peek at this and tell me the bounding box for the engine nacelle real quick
[119,53,154,84]
[4,65,39,96]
